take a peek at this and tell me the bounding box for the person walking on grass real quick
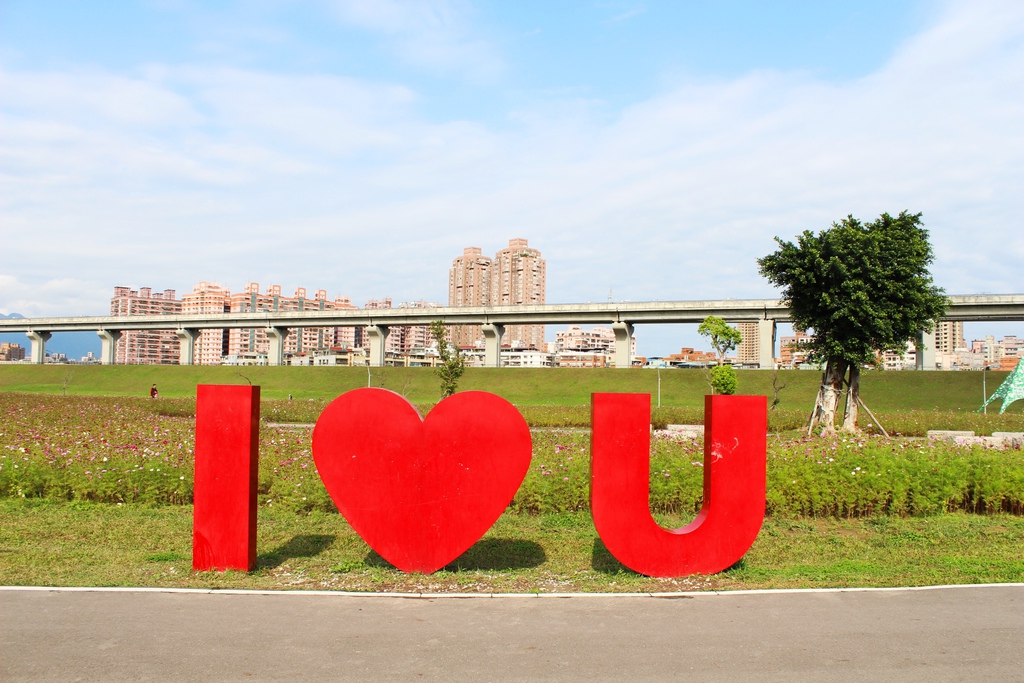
[150,384,159,399]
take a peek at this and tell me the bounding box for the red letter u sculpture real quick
[591,393,767,577]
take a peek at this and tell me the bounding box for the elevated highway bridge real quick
[2,294,1022,369]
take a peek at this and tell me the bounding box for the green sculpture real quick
[981,358,1024,414]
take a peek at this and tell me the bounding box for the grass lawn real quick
[1,364,1018,414]
[1,367,1021,593]
[1,499,1022,592]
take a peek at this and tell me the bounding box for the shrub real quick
[709,365,738,395]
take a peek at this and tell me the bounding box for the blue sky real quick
[1,0,1022,357]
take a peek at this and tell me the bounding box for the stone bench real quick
[657,424,705,439]
[929,430,1023,449]
[993,432,1024,448]
[926,430,976,441]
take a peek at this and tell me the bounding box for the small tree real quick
[758,211,948,435]
[430,320,466,399]
[698,316,742,394]
[769,368,788,410]
[708,364,738,395]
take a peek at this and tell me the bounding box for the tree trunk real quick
[841,364,861,432]
[816,357,847,437]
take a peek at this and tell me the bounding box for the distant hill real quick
[1,312,26,319]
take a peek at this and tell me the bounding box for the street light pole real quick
[983,365,988,415]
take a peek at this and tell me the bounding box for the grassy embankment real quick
[1,366,1022,592]
[0,362,1015,410]
[1,363,1019,433]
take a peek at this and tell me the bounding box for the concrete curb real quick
[3,582,1022,598]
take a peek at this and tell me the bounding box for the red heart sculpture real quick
[312,388,532,573]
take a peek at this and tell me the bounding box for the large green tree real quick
[757,211,948,435]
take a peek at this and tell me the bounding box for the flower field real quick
[1,393,1022,517]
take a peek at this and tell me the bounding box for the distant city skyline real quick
[1,290,1022,363]
[2,284,1021,368]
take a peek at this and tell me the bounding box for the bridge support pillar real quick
[97,330,122,365]
[366,325,390,367]
[176,329,201,365]
[25,331,51,364]
[481,323,505,368]
[757,319,776,369]
[266,327,289,366]
[916,329,937,371]
[612,322,634,369]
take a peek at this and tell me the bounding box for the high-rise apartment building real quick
[227,283,357,358]
[110,286,181,364]
[449,248,492,307]
[448,247,492,347]
[448,239,546,350]
[734,320,780,368]
[934,321,966,354]
[181,281,231,365]
[735,322,761,366]
[492,238,546,349]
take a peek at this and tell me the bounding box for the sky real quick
[1,0,1022,358]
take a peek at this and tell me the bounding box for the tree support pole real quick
[840,372,888,436]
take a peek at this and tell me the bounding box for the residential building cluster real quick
[111,287,180,365]
[773,321,1021,371]
[937,329,1020,371]
[109,282,446,366]
[0,342,26,362]
[872,321,1022,371]
[449,238,547,350]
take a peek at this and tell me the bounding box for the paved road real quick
[2,585,1022,682]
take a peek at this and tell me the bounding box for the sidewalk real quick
[2,584,1022,682]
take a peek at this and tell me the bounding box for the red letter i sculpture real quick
[192,385,260,572]
[590,393,767,577]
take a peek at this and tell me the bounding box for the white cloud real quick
[1,1,1022,352]
[0,68,202,128]
[603,6,646,25]
[324,0,504,81]
[0,275,108,317]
